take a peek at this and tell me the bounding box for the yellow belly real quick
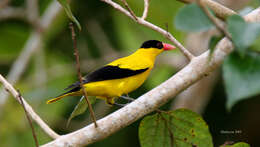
[83,69,151,99]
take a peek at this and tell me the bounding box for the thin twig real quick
[26,0,39,21]
[101,0,194,61]
[17,90,39,147]
[0,7,26,20]
[142,0,150,20]
[0,74,60,139]
[197,0,232,40]
[26,0,41,30]
[120,0,138,21]
[69,23,98,128]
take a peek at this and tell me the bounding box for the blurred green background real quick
[0,0,260,146]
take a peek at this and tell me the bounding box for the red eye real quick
[157,42,163,49]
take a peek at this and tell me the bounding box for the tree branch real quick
[197,0,232,40]
[42,39,234,146]
[0,74,60,139]
[142,0,150,20]
[172,71,219,113]
[120,0,138,21]
[26,0,41,30]
[171,29,220,113]
[172,0,249,115]
[69,23,98,128]
[177,0,236,20]
[101,0,195,61]
[0,7,26,20]
[18,91,39,147]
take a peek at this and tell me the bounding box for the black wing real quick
[64,65,149,90]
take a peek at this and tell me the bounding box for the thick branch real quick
[43,40,233,146]
[172,29,220,113]
[0,74,60,139]
[172,71,219,113]
[41,7,260,147]
[101,0,195,61]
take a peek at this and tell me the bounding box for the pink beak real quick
[163,43,176,51]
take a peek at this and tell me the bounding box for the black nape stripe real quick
[64,66,149,90]
[140,40,163,49]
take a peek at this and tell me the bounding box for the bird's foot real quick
[113,102,127,107]
[120,95,135,101]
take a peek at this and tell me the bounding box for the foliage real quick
[67,96,96,127]
[223,51,260,110]
[57,0,81,30]
[227,15,260,56]
[175,3,213,32]
[220,142,250,147]
[209,35,223,56]
[139,109,213,147]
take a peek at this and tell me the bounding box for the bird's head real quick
[139,40,176,57]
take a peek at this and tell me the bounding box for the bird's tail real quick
[46,87,81,104]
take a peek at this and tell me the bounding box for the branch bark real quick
[142,0,150,19]
[197,0,232,40]
[69,23,98,127]
[18,91,39,147]
[41,7,260,147]
[0,74,60,139]
[177,0,236,20]
[0,7,25,20]
[172,0,250,114]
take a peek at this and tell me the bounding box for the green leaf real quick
[220,142,250,147]
[57,0,81,30]
[175,3,213,32]
[139,109,213,147]
[227,15,260,56]
[223,51,260,110]
[66,96,96,127]
[209,35,223,57]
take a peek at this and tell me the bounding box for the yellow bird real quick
[47,40,175,105]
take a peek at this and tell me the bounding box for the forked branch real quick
[101,0,195,61]
[197,0,232,40]
[142,0,150,19]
